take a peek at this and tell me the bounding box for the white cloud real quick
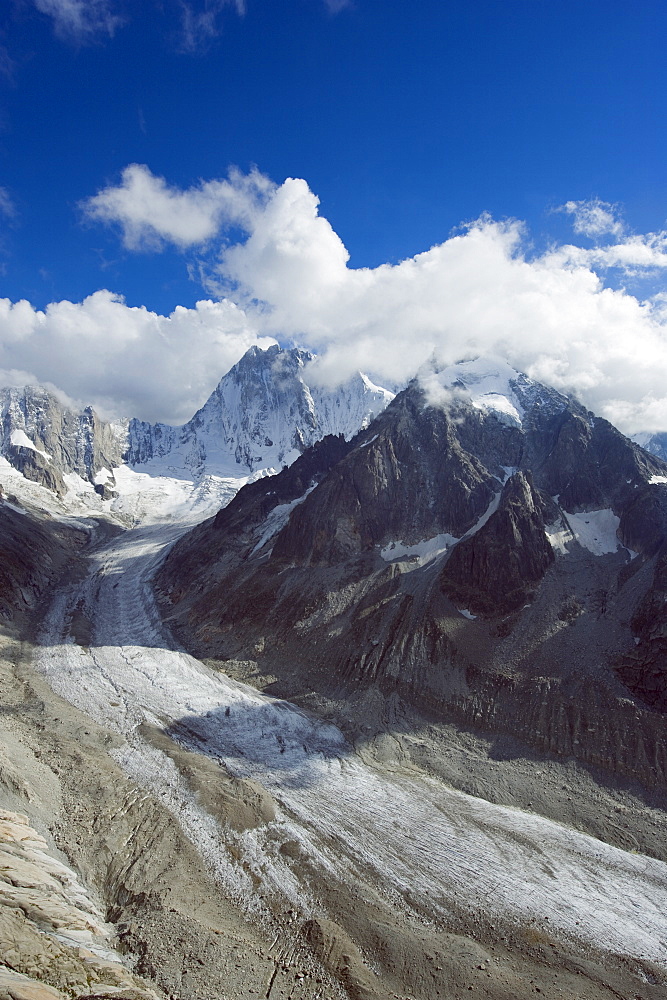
[33,0,122,41]
[546,231,667,272]
[0,292,276,423]
[0,187,16,220]
[82,164,274,250]
[13,168,667,435]
[206,176,667,435]
[559,198,626,240]
[178,1,245,54]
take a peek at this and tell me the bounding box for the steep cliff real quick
[0,387,126,496]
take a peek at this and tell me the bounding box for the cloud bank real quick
[8,169,667,434]
[0,293,275,423]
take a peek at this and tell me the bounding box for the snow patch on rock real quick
[10,428,51,460]
[380,532,459,567]
[546,508,628,557]
[251,486,317,555]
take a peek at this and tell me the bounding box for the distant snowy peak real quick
[0,346,394,508]
[633,431,667,463]
[420,356,569,428]
[127,344,395,475]
[0,385,126,495]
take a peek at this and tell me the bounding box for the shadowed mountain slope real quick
[156,360,667,792]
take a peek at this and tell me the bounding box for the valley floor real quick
[1,477,667,999]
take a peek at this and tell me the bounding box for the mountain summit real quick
[126,344,394,476]
[157,356,667,791]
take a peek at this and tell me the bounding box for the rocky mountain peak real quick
[0,384,126,495]
[126,344,394,476]
[0,345,395,500]
[157,356,667,785]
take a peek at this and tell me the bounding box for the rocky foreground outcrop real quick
[0,811,159,1000]
[156,367,667,792]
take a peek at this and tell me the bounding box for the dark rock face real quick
[6,443,65,495]
[0,496,89,626]
[161,433,354,611]
[619,484,667,556]
[271,388,498,567]
[616,541,667,711]
[156,368,667,791]
[532,410,661,514]
[439,472,554,615]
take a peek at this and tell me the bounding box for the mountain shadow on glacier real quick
[165,697,352,792]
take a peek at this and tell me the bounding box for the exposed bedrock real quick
[0,386,126,494]
[271,389,500,566]
[616,538,667,711]
[0,496,90,628]
[439,471,555,614]
[5,444,66,495]
[156,377,667,794]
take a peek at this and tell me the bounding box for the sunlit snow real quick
[424,357,526,428]
[9,428,51,460]
[546,508,626,557]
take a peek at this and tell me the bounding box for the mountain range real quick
[0,345,393,504]
[1,346,666,1000]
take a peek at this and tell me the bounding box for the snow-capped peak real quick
[419,356,526,427]
[127,344,395,477]
[419,356,572,430]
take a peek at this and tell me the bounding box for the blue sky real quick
[2,0,667,429]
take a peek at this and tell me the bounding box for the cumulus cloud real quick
[33,0,122,41]
[0,292,275,423]
[82,164,274,250]
[12,168,667,434]
[204,176,667,435]
[559,198,626,240]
